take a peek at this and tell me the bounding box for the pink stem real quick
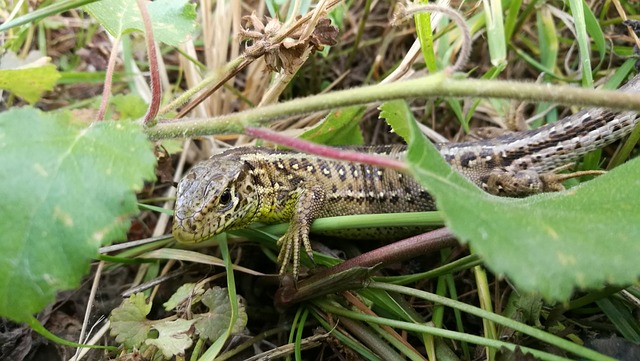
[137,0,160,126]
[245,127,408,171]
[95,34,121,121]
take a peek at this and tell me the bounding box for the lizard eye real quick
[219,189,232,205]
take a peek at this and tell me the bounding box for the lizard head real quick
[172,151,258,243]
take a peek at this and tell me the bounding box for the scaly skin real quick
[172,145,435,277]
[172,75,640,279]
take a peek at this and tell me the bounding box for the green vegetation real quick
[0,0,639,360]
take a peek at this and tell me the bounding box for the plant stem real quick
[145,74,640,140]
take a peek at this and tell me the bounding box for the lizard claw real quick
[277,226,315,281]
[277,234,293,277]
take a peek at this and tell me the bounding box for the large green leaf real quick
[0,108,156,322]
[398,110,640,301]
[84,0,197,47]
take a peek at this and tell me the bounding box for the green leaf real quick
[0,108,156,322]
[379,100,413,142]
[500,291,543,332]
[163,283,205,311]
[300,106,364,146]
[194,287,247,341]
[596,296,640,343]
[110,293,153,349]
[414,9,437,73]
[159,139,184,155]
[402,109,640,301]
[84,0,197,47]
[146,319,196,358]
[110,94,149,120]
[0,65,60,103]
[582,2,606,68]
[536,5,558,76]
[482,0,507,66]
[568,0,593,87]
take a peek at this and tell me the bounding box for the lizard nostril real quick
[181,218,198,233]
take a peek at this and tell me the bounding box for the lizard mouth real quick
[173,206,233,243]
[172,216,211,243]
[172,218,198,243]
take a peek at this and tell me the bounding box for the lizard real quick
[172,74,640,280]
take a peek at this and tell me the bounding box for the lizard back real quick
[173,145,436,243]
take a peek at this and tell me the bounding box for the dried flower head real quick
[240,14,339,73]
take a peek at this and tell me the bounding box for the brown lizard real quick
[173,75,640,279]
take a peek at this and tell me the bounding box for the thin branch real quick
[145,74,640,140]
[276,228,458,305]
[174,57,252,118]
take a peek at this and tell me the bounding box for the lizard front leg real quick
[277,184,326,280]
